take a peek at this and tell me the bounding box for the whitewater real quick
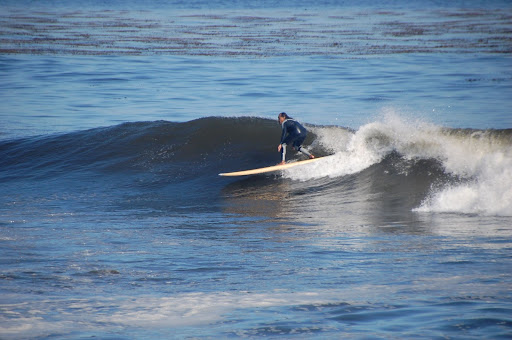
[1,0,512,339]
[287,111,512,216]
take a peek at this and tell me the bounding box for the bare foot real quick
[278,161,286,165]
[309,154,315,159]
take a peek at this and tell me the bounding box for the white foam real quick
[284,123,388,181]
[287,110,512,216]
[416,150,512,216]
[99,291,331,328]
[285,110,440,181]
[0,290,346,338]
[1,277,502,338]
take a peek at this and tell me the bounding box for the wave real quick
[1,115,511,216]
[0,117,282,182]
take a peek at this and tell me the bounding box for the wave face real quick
[0,117,279,181]
[1,116,511,216]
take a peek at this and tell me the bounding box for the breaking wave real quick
[1,115,511,216]
[287,113,512,216]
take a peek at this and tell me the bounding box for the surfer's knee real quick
[298,146,311,157]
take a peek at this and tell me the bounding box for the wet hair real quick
[278,112,292,121]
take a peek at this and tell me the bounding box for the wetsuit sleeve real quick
[280,121,288,144]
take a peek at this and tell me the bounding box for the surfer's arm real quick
[280,143,287,163]
[280,121,288,145]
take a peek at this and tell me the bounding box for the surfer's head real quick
[278,112,291,124]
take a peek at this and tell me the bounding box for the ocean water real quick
[1,0,512,339]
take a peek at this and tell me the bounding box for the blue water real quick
[2,54,511,140]
[1,1,512,339]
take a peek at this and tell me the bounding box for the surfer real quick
[277,112,315,165]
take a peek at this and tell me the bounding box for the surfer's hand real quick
[277,144,282,152]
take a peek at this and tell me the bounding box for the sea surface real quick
[1,0,512,339]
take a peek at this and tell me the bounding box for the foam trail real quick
[284,123,389,181]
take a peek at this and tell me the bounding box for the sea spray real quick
[416,133,512,216]
[284,112,442,181]
[285,113,512,216]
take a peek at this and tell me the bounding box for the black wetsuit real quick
[280,119,307,148]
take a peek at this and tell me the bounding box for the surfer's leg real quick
[294,135,314,159]
[281,144,287,162]
[297,145,314,158]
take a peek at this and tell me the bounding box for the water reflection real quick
[221,175,292,220]
[220,166,432,234]
[219,157,512,240]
